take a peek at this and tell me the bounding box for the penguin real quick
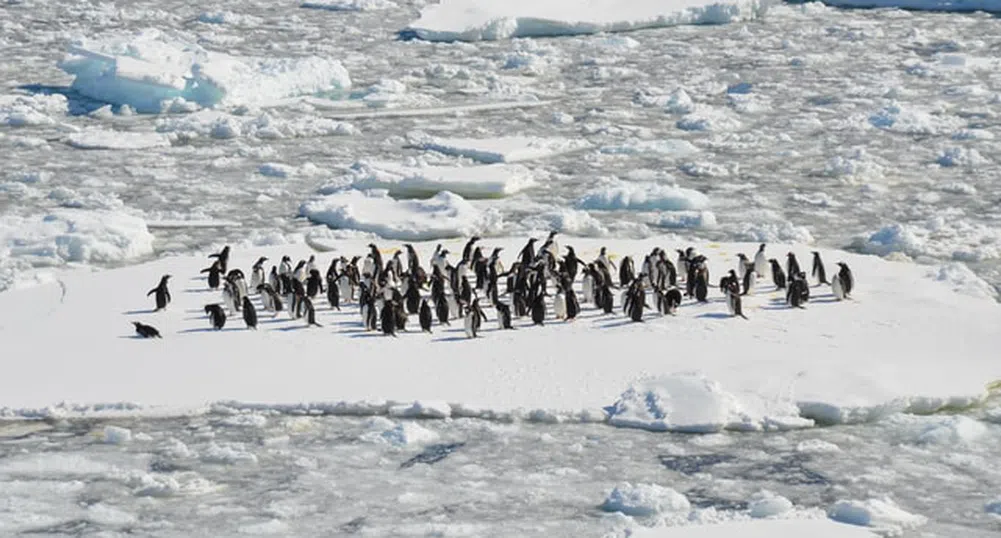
[227,269,248,300]
[223,279,241,314]
[519,238,537,267]
[530,292,546,325]
[464,298,486,338]
[564,285,580,321]
[581,264,594,304]
[754,243,767,277]
[302,296,322,327]
[462,236,480,264]
[251,257,268,291]
[769,258,786,290]
[306,269,324,298]
[368,244,384,280]
[694,266,708,303]
[832,271,846,301]
[326,277,341,311]
[269,266,281,294]
[724,279,748,319]
[564,246,583,282]
[742,265,756,296]
[257,284,282,315]
[553,287,567,320]
[787,273,809,309]
[435,294,451,326]
[242,296,258,329]
[737,253,752,281]
[596,246,616,277]
[627,281,646,322]
[293,260,308,283]
[676,249,689,283]
[147,275,171,311]
[786,252,801,280]
[132,321,161,339]
[208,245,231,274]
[619,256,635,288]
[404,277,421,314]
[306,254,317,276]
[381,300,397,337]
[419,298,433,333]
[279,256,292,278]
[205,304,226,330]
[495,301,514,330]
[812,251,829,285]
[201,260,222,290]
[658,287,682,315]
[836,262,854,297]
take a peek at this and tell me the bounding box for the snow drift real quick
[58,29,351,113]
[402,0,772,42]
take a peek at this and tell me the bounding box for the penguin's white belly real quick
[582,277,593,303]
[554,293,567,320]
[464,313,475,338]
[832,275,845,300]
[447,295,460,319]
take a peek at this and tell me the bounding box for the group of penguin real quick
[131,233,856,340]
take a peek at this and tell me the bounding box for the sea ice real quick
[829,497,928,535]
[599,482,691,517]
[102,425,133,445]
[346,161,536,199]
[58,29,351,113]
[66,129,170,150]
[819,0,1000,11]
[629,519,878,537]
[0,94,68,127]
[403,0,771,41]
[380,422,440,446]
[299,189,502,240]
[1,210,154,266]
[578,180,710,212]
[416,135,591,164]
[301,0,399,11]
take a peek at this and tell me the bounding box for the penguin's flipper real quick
[147,288,156,296]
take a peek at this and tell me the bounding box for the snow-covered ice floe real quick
[629,518,878,537]
[58,29,351,113]
[817,0,1000,12]
[578,179,710,212]
[342,161,536,199]
[0,238,999,426]
[402,0,772,42]
[415,135,592,164]
[299,189,502,240]
[65,130,170,150]
[1,210,154,267]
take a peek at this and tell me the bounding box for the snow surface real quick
[829,497,928,535]
[58,29,351,113]
[416,135,592,164]
[600,483,691,517]
[819,0,1000,11]
[344,161,537,199]
[630,519,877,537]
[403,0,772,41]
[578,180,711,212]
[299,190,502,240]
[1,238,999,427]
[1,210,154,267]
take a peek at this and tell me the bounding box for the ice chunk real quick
[829,498,928,535]
[380,422,440,446]
[599,138,700,157]
[102,425,132,445]
[58,29,351,113]
[628,519,878,537]
[0,94,68,126]
[655,210,717,229]
[578,180,709,212]
[600,482,691,517]
[299,189,502,241]
[403,0,771,42]
[2,210,154,266]
[748,490,793,518]
[66,130,170,150]
[607,374,750,433]
[936,147,989,168]
[417,135,591,163]
[346,161,535,199]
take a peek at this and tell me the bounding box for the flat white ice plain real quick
[403,0,772,41]
[1,238,998,428]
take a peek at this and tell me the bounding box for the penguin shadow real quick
[123,309,158,315]
[696,312,733,320]
[259,317,289,325]
[598,318,636,329]
[177,327,245,334]
[435,335,473,342]
[274,325,317,333]
[183,288,218,293]
[119,334,155,340]
[349,331,395,339]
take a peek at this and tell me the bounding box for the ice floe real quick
[819,0,1000,11]
[344,161,536,199]
[600,482,691,517]
[403,0,772,41]
[630,519,878,537]
[829,498,928,535]
[299,189,502,241]
[0,94,68,126]
[65,129,170,150]
[1,210,154,267]
[415,135,591,164]
[156,110,357,140]
[58,29,351,113]
[301,0,399,11]
[578,180,710,212]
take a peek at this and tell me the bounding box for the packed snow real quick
[344,161,537,198]
[829,498,928,535]
[403,0,772,41]
[415,135,592,164]
[1,210,154,267]
[0,238,998,429]
[58,29,351,113]
[299,190,502,240]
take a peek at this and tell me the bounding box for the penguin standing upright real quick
[768,259,786,290]
[694,266,708,303]
[147,275,172,311]
[832,271,846,301]
[381,299,397,337]
[462,236,480,264]
[306,269,324,298]
[205,304,226,330]
[619,256,635,288]
[419,298,433,333]
[530,292,546,325]
[812,251,829,285]
[464,298,486,338]
[564,285,580,321]
[302,297,322,327]
[435,294,451,326]
[786,253,801,280]
[553,287,567,321]
[742,265,756,296]
[754,244,768,277]
[495,301,514,330]
[209,245,231,274]
[787,273,809,309]
[251,257,268,291]
[242,296,258,329]
[201,261,222,290]
[564,246,583,282]
[627,280,646,322]
[836,262,854,297]
[724,278,748,319]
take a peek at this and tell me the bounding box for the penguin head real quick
[132,321,141,328]
[758,243,766,251]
